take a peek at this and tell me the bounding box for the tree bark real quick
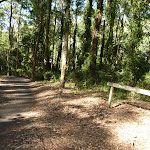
[44,0,52,72]
[52,0,57,71]
[72,4,78,70]
[90,0,103,74]
[60,0,70,88]
[105,0,117,64]
[148,40,150,63]
[84,0,92,56]
[115,17,124,65]
[7,0,13,76]
[56,12,64,71]
[16,6,22,71]
[31,0,43,80]
[100,19,105,66]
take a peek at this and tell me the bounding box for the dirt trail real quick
[0,76,36,122]
[0,76,150,150]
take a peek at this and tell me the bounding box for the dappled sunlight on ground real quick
[1,77,150,149]
[112,109,150,149]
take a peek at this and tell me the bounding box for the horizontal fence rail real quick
[107,82,150,107]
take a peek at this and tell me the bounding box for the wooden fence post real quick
[108,86,114,107]
[107,82,150,108]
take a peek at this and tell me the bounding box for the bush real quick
[43,71,57,81]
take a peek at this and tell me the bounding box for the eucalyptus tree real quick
[90,0,104,75]
[105,0,117,65]
[44,0,52,72]
[79,0,92,67]
[60,0,71,88]
[16,4,22,70]
[84,0,92,55]
[56,1,64,71]
[71,0,84,70]
[7,0,13,76]
[31,0,44,80]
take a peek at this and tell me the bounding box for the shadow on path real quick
[0,76,36,123]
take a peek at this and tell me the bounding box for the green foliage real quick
[0,0,149,102]
[120,50,149,85]
[44,71,55,80]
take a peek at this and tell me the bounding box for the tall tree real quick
[72,0,79,70]
[115,17,123,65]
[52,0,57,71]
[90,0,104,74]
[56,5,64,71]
[31,0,44,80]
[7,0,13,76]
[100,20,105,66]
[16,5,22,71]
[60,0,70,88]
[79,0,92,67]
[44,0,52,72]
[105,0,117,64]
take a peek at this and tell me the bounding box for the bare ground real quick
[0,76,150,150]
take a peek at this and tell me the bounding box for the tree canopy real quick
[0,0,150,87]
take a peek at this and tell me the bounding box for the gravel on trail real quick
[0,76,150,150]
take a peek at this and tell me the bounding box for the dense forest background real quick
[0,0,150,90]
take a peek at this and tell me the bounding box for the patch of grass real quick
[145,71,150,84]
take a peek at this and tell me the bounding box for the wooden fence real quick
[107,82,150,107]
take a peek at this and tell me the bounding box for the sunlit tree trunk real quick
[44,0,52,72]
[72,3,78,70]
[31,0,43,80]
[100,19,105,66]
[52,0,57,71]
[90,0,103,74]
[7,0,13,76]
[60,0,70,88]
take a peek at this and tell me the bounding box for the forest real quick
[0,1,150,149]
[0,0,150,91]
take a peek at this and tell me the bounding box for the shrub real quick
[44,71,56,81]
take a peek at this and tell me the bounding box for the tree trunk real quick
[52,1,57,71]
[60,0,70,88]
[100,19,105,66]
[72,5,78,70]
[148,40,150,63]
[105,0,116,64]
[56,12,64,72]
[7,0,13,76]
[31,0,43,80]
[115,17,124,65]
[44,0,52,72]
[90,0,103,74]
[84,0,92,56]
[16,6,22,71]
